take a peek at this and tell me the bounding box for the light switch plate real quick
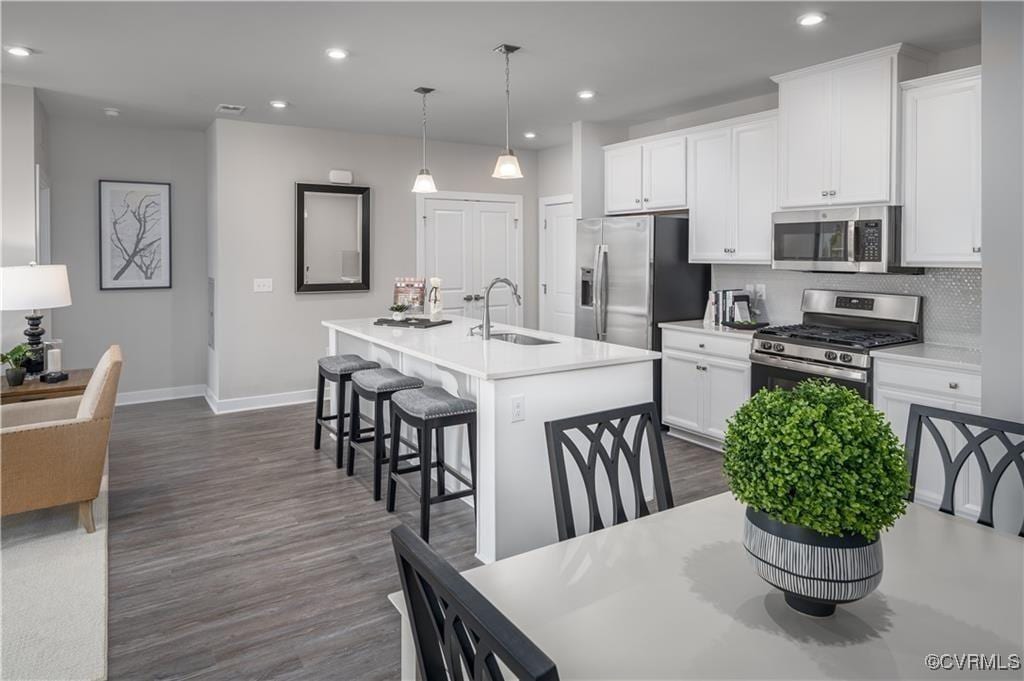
[510,394,525,422]
[253,278,273,293]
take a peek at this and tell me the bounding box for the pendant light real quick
[412,87,438,193]
[492,44,523,180]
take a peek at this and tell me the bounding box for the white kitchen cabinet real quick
[901,67,982,267]
[773,44,928,208]
[687,112,776,264]
[604,135,686,214]
[604,145,643,213]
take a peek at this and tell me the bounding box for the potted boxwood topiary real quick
[723,379,910,617]
[2,344,30,386]
[389,303,411,322]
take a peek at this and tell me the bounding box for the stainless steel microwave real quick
[771,205,922,274]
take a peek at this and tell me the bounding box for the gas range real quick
[749,290,923,399]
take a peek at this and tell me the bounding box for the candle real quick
[46,348,62,373]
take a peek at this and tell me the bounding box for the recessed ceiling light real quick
[797,12,826,27]
[326,48,348,60]
[269,100,289,109]
[523,131,537,139]
[577,90,596,100]
[6,46,33,57]
[103,108,120,118]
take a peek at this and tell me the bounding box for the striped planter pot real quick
[743,507,883,617]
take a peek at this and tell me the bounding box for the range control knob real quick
[839,353,853,364]
[824,351,838,361]
[773,343,785,352]
[760,341,773,351]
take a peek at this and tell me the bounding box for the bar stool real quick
[314,354,380,468]
[386,386,477,542]
[347,368,425,501]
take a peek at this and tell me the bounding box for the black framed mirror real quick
[296,183,370,293]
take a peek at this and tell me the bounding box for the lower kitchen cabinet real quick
[662,348,750,447]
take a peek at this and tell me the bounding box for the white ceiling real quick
[2,2,980,148]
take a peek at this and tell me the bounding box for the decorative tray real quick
[721,321,770,330]
[373,318,452,329]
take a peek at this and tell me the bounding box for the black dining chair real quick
[390,525,560,681]
[906,403,1024,537]
[544,402,673,541]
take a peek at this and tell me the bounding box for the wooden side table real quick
[1,369,93,404]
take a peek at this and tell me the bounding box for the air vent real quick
[215,103,246,116]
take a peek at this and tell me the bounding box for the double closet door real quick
[420,197,522,325]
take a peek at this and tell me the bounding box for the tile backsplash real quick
[711,266,981,349]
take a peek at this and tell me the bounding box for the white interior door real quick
[540,200,575,335]
[423,199,476,318]
[474,201,521,325]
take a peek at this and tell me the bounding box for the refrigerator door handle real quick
[595,244,609,340]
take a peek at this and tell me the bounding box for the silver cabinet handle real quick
[635,198,641,204]
[829,190,837,196]
[644,198,650,203]
[949,382,959,390]
[698,343,705,349]
[972,246,981,254]
[821,190,828,197]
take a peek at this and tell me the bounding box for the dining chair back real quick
[544,402,673,541]
[906,403,1024,537]
[390,525,559,681]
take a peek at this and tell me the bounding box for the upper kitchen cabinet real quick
[688,112,777,264]
[901,67,982,267]
[604,134,686,214]
[773,44,929,209]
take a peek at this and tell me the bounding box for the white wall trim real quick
[204,386,316,415]
[116,384,206,406]
[537,194,573,332]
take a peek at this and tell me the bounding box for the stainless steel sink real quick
[490,332,558,346]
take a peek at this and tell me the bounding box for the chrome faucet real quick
[470,277,522,340]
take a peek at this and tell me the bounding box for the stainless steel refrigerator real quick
[575,215,710,412]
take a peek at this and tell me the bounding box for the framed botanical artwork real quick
[99,180,172,290]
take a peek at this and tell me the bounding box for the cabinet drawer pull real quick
[972,246,981,254]
[821,190,828,197]
[829,190,837,197]
[948,382,959,390]
[698,343,705,349]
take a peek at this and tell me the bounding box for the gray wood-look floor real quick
[107,397,727,680]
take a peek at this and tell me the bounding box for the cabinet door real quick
[687,128,733,262]
[778,73,831,208]
[703,357,751,440]
[830,57,893,204]
[661,350,703,433]
[604,145,643,213]
[903,75,981,266]
[642,136,687,210]
[732,118,776,263]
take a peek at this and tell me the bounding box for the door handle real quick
[463,295,474,302]
[473,294,484,301]
[594,244,608,340]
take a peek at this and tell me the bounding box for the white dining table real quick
[390,492,1024,680]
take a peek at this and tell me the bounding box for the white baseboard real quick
[204,387,316,415]
[664,426,724,452]
[116,384,206,406]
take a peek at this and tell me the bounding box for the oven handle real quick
[749,353,868,384]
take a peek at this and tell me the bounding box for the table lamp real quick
[1,263,72,376]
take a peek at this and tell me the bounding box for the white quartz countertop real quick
[322,316,660,380]
[871,343,981,371]
[659,319,757,338]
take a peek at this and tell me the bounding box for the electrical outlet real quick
[510,394,525,423]
[253,278,273,293]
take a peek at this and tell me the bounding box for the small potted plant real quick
[2,344,30,387]
[389,303,410,322]
[723,379,909,617]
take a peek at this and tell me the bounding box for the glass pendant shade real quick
[491,150,523,179]
[412,169,437,193]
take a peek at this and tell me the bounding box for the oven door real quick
[750,353,870,401]
[772,216,858,272]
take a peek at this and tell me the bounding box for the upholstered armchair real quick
[1,345,123,532]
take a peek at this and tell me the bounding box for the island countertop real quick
[322,316,659,381]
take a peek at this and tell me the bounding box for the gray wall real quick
[537,143,572,198]
[981,4,1024,420]
[48,117,208,393]
[208,118,538,401]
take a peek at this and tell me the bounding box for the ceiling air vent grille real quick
[215,103,246,116]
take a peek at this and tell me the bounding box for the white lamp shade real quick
[1,264,72,311]
[492,151,523,179]
[411,169,438,193]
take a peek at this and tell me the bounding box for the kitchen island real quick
[322,315,659,562]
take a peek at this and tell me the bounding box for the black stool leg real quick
[346,380,358,474]
[435,426,446,496]
[467,417,478,511]
[386,410,401,513]
[371,395,386,501]
[314,373,325,450]
[419,426,433,542]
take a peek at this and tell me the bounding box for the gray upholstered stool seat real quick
[390,386,477,420]
[352,368,424,394]
[318,354,380,377]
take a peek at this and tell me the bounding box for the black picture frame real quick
[296,183,371,293]
[98,179,172,290]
